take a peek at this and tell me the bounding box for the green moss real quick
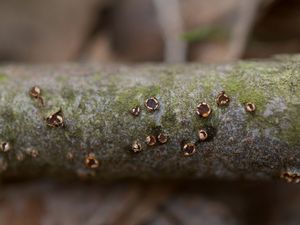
[145,120,160,134]
[55,75,68,83]
[221,66,268,112]
[280,104,300,146]
[101,84,162,141]
[0,108,15,123]
[222,77,241,94]
[224,62,300,146]
[114,85,160,109]
[159,71,175,88]
[61,88,76,103]
[0,74,7,82]
[238,89,267,110]
[91,73,103,82]
[276,66,300,98]
[161,110,178,130]
[181,26,229,43]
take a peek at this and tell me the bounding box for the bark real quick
[0,55,299,181]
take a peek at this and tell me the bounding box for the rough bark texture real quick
[0,55,299,181]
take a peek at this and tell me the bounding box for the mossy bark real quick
[0,55,299,181]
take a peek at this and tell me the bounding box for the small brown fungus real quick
[29,86,44,106]
[26,147,39,158]
[281,171,300,183]
[182,143,196,156]
[198,126,216,142]
[245,102,256,113]
[145,97,159,112]
[29,86,41,98]
[198,129,208,141]
[46,110,64,127]
[66,152,74,161]
[196,102,211,118]
[157,133,168,144]
[32,150,39,158]
[130,106,141,116]
[85,153,100,169]
[0,142,11,152]
[216,91,230,106]
[131,140,142,153]
[146,135,156,146]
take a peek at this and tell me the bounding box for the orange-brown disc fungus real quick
[196,102,212,118]
[145,97,160,112]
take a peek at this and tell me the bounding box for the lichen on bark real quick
[0,55,299,180]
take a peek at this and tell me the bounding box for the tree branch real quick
[0,55,299,181]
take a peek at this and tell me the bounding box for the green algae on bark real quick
[0,57,299,181]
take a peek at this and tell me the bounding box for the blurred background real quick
[1,0,300,224]
[1,0,300,64]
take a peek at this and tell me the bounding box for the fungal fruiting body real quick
[216,91,230,106]
[31,149,39,158]
[145,97,160,112]
[25,147,39,158]
[130,106,141,116]
[85,153,100,169]
[245,102,256,112]
[0,142,11,152]
[281,171,300,183]
[146,135,156,146]
[29,86,41,98]
[182,143,196,156]
[131,140,142,153]
[66,152,74,161]
[198,129,208,141]
[196,102,211,118]
[46,110,64,127]
[198,126,216,142]
[157,133,168,144]
[29,86,44,105]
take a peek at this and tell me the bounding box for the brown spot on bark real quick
[29,86,41,98]
[157,133,168,144]
[131,140,142,153]
[0,141,11,152]
[182,143,196,156]
[216,91,230,106]
[29,86,44,106]
[198,129,208,141]
[145,97,159,112]
[245,102,256,112]
[130,106,141,116]
[26,148,39,158]
[85,153,100,169]
[46,109,64,127]
[281,170,300,183]
[146,135,156,146]
[196,102,211,118]
[66,152,74,161]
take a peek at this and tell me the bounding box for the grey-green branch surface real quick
[0,55,299,181]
